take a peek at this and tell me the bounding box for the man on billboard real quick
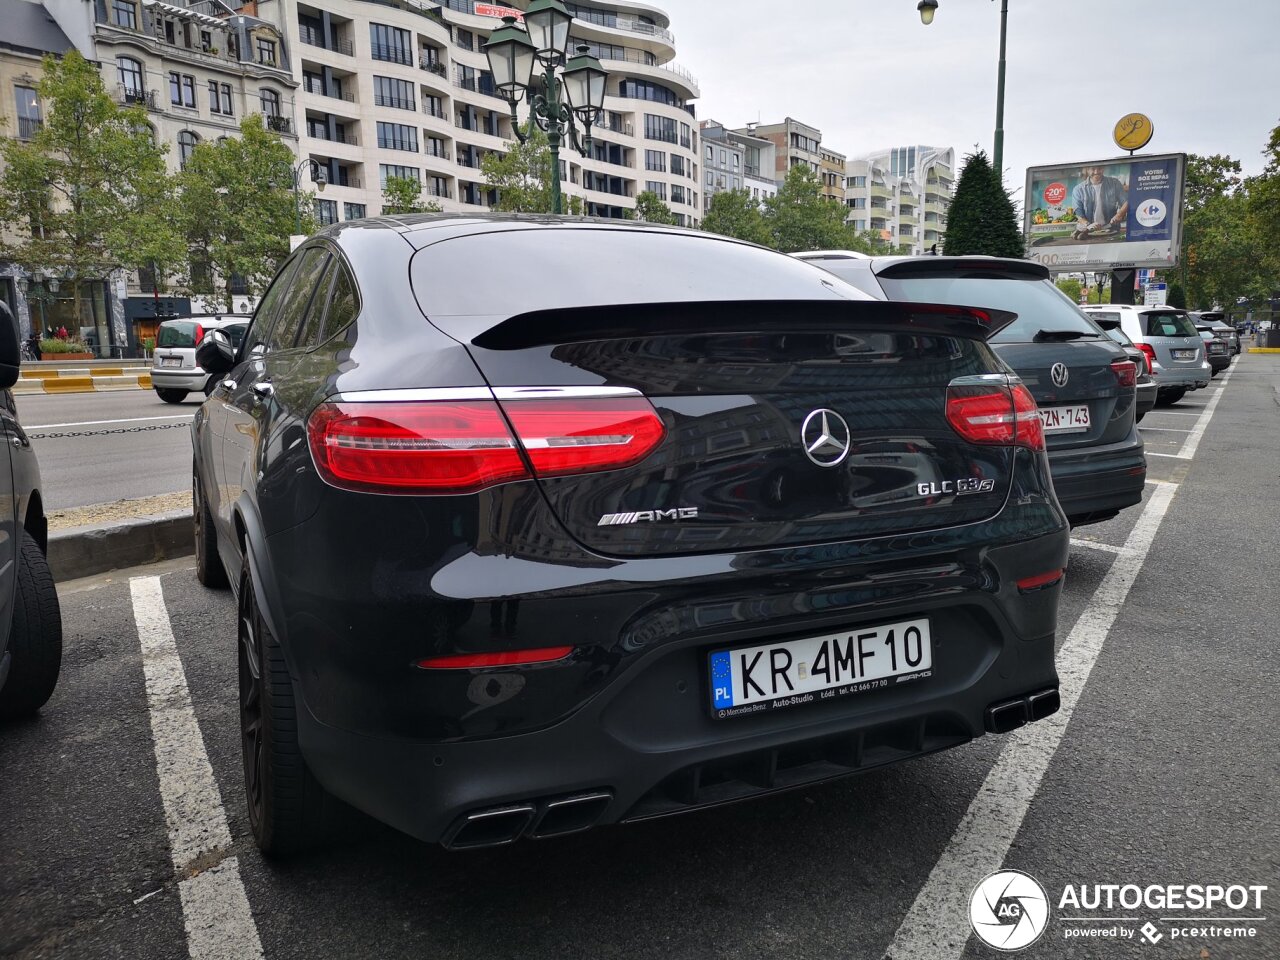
[1072,166,1129,237]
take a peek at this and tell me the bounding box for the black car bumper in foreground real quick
[1049,433,1147,525]
[270,475,1068,849]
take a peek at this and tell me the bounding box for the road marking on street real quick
[1069,538,1134,556]
[1144,478,1178,487]
[130,577,264,960]
[25,414,190,429]
[884,481,1178,960]
[885,364,1237,960]
[1139,426,1193,433]
[1143,410,1202,416]
[1146,451,1190,459]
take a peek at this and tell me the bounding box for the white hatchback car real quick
[151,315,250,403]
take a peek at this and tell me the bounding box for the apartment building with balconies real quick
[845,144,955,255]
[254,0,702,225]
[733,117,822,186]
[698,119,776,213]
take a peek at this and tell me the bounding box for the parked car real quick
[797,254,1144,527]
[191,216,1067,854]
[1195,323,1232,376]
[1092,315,1157,421]
[150,315,250,403]
[0,302,63,719]
[1082,305,1211,406]
[1192,311,1240,355]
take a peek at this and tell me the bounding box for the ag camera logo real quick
[1135,198,1167,227]
[970,870,1050,951]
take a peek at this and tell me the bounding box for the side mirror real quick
[196,328,236,376]
[0,302,20,389]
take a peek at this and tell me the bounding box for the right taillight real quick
[306,396,665,495]
[1110,358,1136,388]
[946,377,1044,452]
[1138,343,1157,375]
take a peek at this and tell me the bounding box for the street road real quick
[2,356,1278,959]
[16,389,200,510]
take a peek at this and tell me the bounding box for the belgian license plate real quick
[1173,349,1196,360]
[160,357,181,367]
[1038,404,1090,434]
[709,618,932,718]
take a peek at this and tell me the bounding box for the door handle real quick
[251,382,274,399]
[221,379,237,391]
[10,437,21,448]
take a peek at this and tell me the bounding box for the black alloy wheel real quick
[193,471,228,589]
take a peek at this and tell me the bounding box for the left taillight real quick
[307,396,665,495]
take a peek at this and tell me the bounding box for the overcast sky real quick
[669,0,1276,196]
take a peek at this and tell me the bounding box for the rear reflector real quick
[307,396,665,494]
[1016,569,1064,592]
[416,646,574,669]
[945,378,1045,452]
[1110,358,1137,388]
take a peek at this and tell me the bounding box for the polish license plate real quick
[160,357,181,367]
[709,618,932,718]
[1172,349,1196,360]
[1038,404,1090,434]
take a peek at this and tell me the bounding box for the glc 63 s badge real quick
[918,478,996,497]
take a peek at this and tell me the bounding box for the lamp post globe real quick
[484,16,537,99]
[523,0,573,62]
[561,44,607,124]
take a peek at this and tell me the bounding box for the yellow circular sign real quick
[1114,113,1154,151]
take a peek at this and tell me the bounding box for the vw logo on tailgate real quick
[801,409,851,467]
[1050,362,1070,388]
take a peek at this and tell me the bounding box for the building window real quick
[209,81,232,115]
[644,114,677,144]
[379,164,419,187]
[680,122,691,149]
[314,198,338,224]
[732,154,739,169]
[376,122,418,151]
[619,77,680,106]
[850,175,867,188]
[373,75,415,110]
[671,154,686,177]
[427,176,448,199]
[257,37,277,65]
[644,181,666,201]
[14,85,41,139]
[259,88,280,116]
[790,132,819,154]
[456,28,474,51]
[644,149,665,172]
[370,23,412,64]
[118,57,144,97]
[671,184,685,205]
[112,0,137,28]
[168,72,194,107]
[426,136,448,158]
[344,202,366,220]
[177,130,199,168]
[705,170,712,187]
[424,94,444,119]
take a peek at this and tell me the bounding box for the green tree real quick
[0,51,182,318]
[175,115,304,310]
[633,190,677,224]
[480,123,582,214]
[381,176,442,215]
[941,150,1023,257]
[702,189,771,246]
[1166,281,1187,309]
[763,165,860,252]
[1055,277,1083,304]
[1180,152,1263,309]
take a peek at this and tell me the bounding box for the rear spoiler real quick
[470,300,1018,350]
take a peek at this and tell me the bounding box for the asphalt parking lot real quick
[2,354,1277,960]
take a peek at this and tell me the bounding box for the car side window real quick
[265,247,330,353]
[294,254,340,349]
[242,255,301,357]
[319,258,359,345]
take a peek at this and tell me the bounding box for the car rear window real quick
[875,273,1100,343]
[156,321,198,348]
[1142,311,1197,337]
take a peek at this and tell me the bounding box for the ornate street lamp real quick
[484,8,607,215]
[286,157,327,234]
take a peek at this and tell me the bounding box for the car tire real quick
[193,471,228,590]
[239,556,336,857]
[1157,388,1186,407]
[157,388,187,404]
[0,530,63,719]
[1136,409,1146,423]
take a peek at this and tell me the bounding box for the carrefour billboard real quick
[1024,153,1185,272]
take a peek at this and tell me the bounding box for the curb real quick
[13,373,153,395]
[1246,347,1280,354]
[48,509,194,582]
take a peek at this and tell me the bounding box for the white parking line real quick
[1142,410,1202,416]
[26,415,190,429]
[130,577,264,960]
[1069,538,1133,556]
[1138,426,1192,433]
[1177,364,1234,460]
[884,480,1178,960]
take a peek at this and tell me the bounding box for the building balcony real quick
[118,86,159,110]
[307,129,358,146]
[374,94,417,110]
[266,115,292,134]
[370,43,414,66]
[420,58,448,78]
[303,82,355,103]
[17,116,43,139]
[299,30,354,56]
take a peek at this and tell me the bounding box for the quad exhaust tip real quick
[443,791,613,850]
[985,687,1060,734]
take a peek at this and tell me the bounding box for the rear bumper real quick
[150,368,209,390]
[1207,354,1231,373]
[261,448,1069,845]
[1048,432,1146,521]
[1151,360,1211,388]
[1136,381,1157,414]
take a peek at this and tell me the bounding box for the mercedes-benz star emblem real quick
[801,408,851,467]
[1050,362,1069,388]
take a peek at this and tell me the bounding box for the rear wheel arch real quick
[232,498,296,680]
